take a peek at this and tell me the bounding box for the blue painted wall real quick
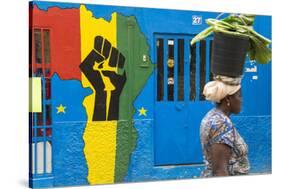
[51,74,90,186]
[33,1,272,187]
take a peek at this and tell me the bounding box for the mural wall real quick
[79,6,153,184]
[29,1,272,188]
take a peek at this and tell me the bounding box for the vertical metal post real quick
[185,37,190,102]
[34,112,38,175]
[42,77,47,175]
[174,38,178,102]
[206,39,211,83]
[195,42,200,101]
[163,38,168,101]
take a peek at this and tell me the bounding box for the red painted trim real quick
[31,5,81,81]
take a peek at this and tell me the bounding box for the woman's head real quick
[219,89,242,114]
[203,80,242,115]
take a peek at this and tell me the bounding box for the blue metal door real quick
[154,33,213,166]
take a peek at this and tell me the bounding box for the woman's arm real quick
[209,143,232,176]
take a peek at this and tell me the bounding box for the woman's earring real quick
[227,102,230,106]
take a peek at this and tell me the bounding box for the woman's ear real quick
[225,97,231,107]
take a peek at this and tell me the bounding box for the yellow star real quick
[56,104,66,114]
[138,107,147,117]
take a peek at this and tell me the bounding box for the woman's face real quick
[229,89,242,114]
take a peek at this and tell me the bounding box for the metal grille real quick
[30,28,53,178]
[156,34,213,102]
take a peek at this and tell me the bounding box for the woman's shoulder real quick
[201,108,233,130]
[201,108,235,148]
[203,108,227,122]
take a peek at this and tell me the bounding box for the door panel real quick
[154,34,213,166]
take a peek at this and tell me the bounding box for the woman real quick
[200,79,249,177]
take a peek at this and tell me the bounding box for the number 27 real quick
[192,16,202,25]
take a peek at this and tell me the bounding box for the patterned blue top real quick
[200,108,250,177]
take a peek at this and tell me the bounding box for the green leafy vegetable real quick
[190,14,271,64]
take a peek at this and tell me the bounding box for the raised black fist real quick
[80,36,127,121]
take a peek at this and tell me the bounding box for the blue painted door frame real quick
[154,33,213,166]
